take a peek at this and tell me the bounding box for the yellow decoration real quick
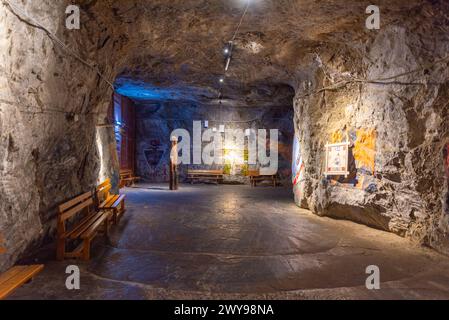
[330,130,343,143]
[353,129,376,173]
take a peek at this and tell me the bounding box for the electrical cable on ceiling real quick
[217,0,251,102]
[231,0,251,43]
[2,0,115,90]
[298,54,449,99]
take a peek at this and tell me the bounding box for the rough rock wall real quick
[293,24,449,253]
[1,0,448,270]
[136,101,294,184]
[0,1,118,271]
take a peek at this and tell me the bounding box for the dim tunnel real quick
[0,0,449,300]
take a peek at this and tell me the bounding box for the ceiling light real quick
[223,41,233,57]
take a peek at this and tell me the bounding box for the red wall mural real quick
[444,143,449,213]
[445,143,449,185]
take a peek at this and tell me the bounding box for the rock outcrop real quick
[293,21,449,253]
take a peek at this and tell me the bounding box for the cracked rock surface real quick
[0,0,448,271]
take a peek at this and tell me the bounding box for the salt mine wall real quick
[1,0,448,272]
[292,25,449,253]
[0,1,118,271]
[135,101,294,184]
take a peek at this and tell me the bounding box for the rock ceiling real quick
[84,0,434,107]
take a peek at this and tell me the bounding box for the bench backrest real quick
[97,179,112,203]
[188,170,224,175]
[57,191,94,234]
[120,169,133,177]
[248,169,260,176]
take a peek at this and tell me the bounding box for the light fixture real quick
[223,41,233,71]
[223,41,233,57]
[219,77,225,84]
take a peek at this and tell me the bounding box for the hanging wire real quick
[231,0,251,43]
[297,54,449,99]
[218,0,251,102]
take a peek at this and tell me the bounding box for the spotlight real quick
[223,41,233,57]
[219,77,225,83]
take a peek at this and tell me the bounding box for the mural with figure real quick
[353,129,376,175]
[142,139,170,182]
[144,140,166,166]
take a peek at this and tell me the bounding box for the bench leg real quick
[104,216,110,244]
[56,238,66,261]
[113,208,118,225]
[82,239,91,261]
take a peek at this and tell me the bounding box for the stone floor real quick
[9,183,449,300]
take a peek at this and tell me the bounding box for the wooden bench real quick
[0,265,44,300]
[97,179,126,225]
[57,191,111,261]
[120,169,140,188]
[187,169,224,185]
[248,170,277,187]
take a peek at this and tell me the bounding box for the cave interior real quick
[0,0,449,300]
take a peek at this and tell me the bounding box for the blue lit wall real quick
[114,78,213,102]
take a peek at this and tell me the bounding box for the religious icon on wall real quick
[324,142,350,177]
[144,140,165,167]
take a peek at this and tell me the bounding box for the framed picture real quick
[324,142,350,177]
